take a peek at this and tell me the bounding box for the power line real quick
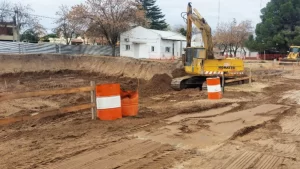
[0,8,57,20]
[28,14,57,20]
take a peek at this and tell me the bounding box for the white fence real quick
[0,41,120,56]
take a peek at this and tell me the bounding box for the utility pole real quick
[218,0,220,26]
[14,9,20,42]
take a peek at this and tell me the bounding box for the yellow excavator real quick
[171,2,245,90]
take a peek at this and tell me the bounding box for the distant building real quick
[0,22,18,41]
[120,26,186,59]
[47,35,111,46]
[48,37,67,44]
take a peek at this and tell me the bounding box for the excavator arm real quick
[186,2,214,59]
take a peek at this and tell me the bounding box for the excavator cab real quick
[183,47,206,66]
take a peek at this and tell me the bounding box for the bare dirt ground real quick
[1,57,300,169]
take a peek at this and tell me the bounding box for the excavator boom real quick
[186,3,214,59]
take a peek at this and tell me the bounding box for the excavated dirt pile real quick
[139,74,173,97]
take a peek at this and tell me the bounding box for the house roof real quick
[149,29,186,41]
[0,21,16,27]
[71,39,83,43]
[121,26,186,41]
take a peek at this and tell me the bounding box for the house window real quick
[151,46,155,52]
[0,27,13,35]
[165,47,170,53]
[125,45,130,51]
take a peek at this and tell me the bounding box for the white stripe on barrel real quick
[207,85,222,93]
[96,96,121,110]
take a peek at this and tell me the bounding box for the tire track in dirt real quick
[253,154,285,169]
[117,147,190,169]
[47,138,186,169]
[221,151,286,169]
[221,151,262,169]
[252,139,297,155]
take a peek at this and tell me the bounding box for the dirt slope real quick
[0,54,182,80]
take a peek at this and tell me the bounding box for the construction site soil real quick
[1,55,300,169]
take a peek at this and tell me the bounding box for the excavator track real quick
[171,75,248,91]
[171,76,208,91]
[171,76,191,91]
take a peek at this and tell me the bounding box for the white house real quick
[120,26,186,59]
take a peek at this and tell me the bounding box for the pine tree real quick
[140,0,168,30]
[246,0,300,53]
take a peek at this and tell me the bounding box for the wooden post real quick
[90,81,96,120]
[0,86,94,102]
[222,74,225,94]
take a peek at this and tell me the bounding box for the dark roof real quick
[0,21,16,26]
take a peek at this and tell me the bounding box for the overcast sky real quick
[8,0,270,33]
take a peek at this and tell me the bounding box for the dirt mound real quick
[172,68,186,78]
[119,78,140,91]
[0,54,179,80]
[140,74,172,97]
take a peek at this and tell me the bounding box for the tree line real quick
[0,0,169,56]
[245,0,300,54]
[2,0,299,57]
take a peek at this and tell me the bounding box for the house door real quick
[134,44,140,58]
[139,44,148,58]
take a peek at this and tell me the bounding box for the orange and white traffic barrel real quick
[206,77,222,100]
[96,84,122,120]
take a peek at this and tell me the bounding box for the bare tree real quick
[31,22,47,38]
[214,22,231,55]
[0,1,13,22]
[13,3,41,41]
[231,20,252,56]
[0,1,45,41]
[54,5,85,45]
[214,20,252,57]
[71,0,147,56]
